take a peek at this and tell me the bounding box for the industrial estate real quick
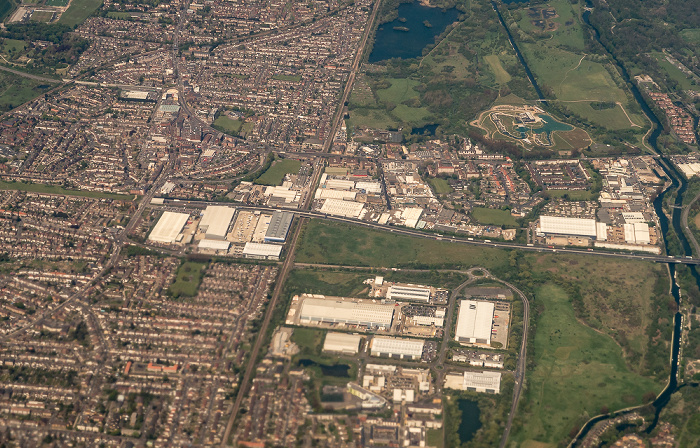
[0,0,698,446]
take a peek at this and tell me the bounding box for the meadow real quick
[58,0,102,27]
[471,207,518,227]
[254,159,301,186]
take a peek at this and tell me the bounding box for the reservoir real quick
[457,399,482,443]
[368,2,461,62]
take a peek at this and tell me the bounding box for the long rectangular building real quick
[370,337,424,360]
[455,300,494,345]
[299,296,394,328]
[264,211,293,242]
[386,285,431,303]
[148,211,189,244]
[323,332,362,355]
[537,215,597,238]
[444,370,501,394]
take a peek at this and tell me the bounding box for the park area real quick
[471,207,518,227]
[254,159,301,186]
[168,262,206,298]
[0,180,133,200]
[58,0,102,27]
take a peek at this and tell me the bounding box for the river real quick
[491,0,697,442]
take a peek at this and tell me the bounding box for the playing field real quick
[376,78,421,104]
[213,116,244,135]
[168,262,206,298]
[471,207,518,227]
[427,177,453,194]
[254,159,301,186]
[484,55,512,84]
[58,0,102,27]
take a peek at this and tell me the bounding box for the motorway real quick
[154,198,700,266]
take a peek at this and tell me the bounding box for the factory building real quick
[536,215,598,238]
[299,296,394,328]
[370,337,424,361]
[241,242,282,260]
[148,211,190,244]
[455,300,495,345]
[386,285,431,303]
[198,206,235,240]
[444,370,501,394]
[198,239,231,252]
[319,198,365,219]
[322,332,362,355]
[264,211,293,243]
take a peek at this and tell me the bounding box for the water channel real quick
[491,0,696,443]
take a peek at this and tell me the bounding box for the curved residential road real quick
[681,190,700,256]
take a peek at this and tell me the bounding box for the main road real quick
[154,198,700,266]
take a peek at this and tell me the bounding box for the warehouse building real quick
[386,285,431,303]
[323,332,362,355]
[198,239,231,252]
[148,211,190,244]
[299,296,394,328]
[455,300,495,345]
[264,211,293,243]
[444,370,501,394]
[241,242,282,260]
[198,206,235,240]
[536,215,598,238]
[319,198,365,219]
[370,337,424,360]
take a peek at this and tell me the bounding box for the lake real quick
[297,358,351,377]
[369,2,461,62]
[458,399,482,443]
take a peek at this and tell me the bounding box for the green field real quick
[428,177,453,195]
[30,10,55,22]
[106,11,132,19]
[58,0,102,27]
[272,74,301,82]
[168,262,206,298]
[547,189,594,201]
[213,116,244,135]
[391,104,432,124]
[376,78,421,105]
[651,52,698,91]
[471,207,518,227]
[254,159,301,186]
[0,0,16,21]
[46,0,69,6]
[680,28,700,45]
[291,327,324,353]
[1,39,27,54]
[511,284,661,445]
[515,0,586,51]
[0,180,133,200]
[484,55,512,84]
[347,107,399,132]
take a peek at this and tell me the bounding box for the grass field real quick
[471,207,518,227]
[272,74,301,82]
[376,78,420,105]
[213,116,244,135]
[426,429,444,448]
[106,11,132,19]
[0,180,133,200]
[58,0,102,27]
[651,52,698,91]
[347,108,399,132]
[484,55,512,84]
[680,28,700,45]
[0,0,16,21]
[1,39,27,54]
[46,0,69,6]
[291,327,324,353]
[428,177,453,195]
[169,262,206,298]
[30,10,54,22]
[515,0,586,51]
[391,104,432,124]
[547,189,594,201]
[254,159,301,186]
[511,284,661,445]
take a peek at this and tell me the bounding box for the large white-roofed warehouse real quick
[264,211,293,242]
[536,215,605,239]
[370,337,424,360]
[148,211,190,244]
[323,332,362,355]
[455,300,495,345]
[298,295,395,329]
[198,205,235,240]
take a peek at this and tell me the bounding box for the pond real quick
[411,123,439,136]
[369,1,461,62]
[515,114,573,141]
[297,358,351,377]
[457,399,482,443]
